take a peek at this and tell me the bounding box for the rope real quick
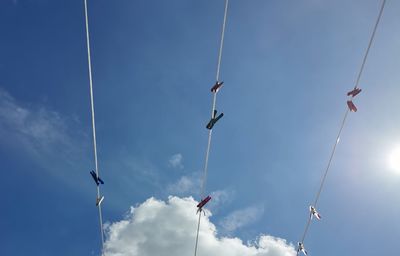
[199,94,217,199]
[83,0,105,254]
[216,0,229,82]
[296,0,386,254]
[194,212,202,256]
[299,109,349,245]
[194,95,215,256]
[194,1,229,256]
[354,0,386,90]
[313,110,349,209]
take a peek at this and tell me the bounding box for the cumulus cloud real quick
[168,153,184,169]
[220,205,265,233]
[104,196,295,256]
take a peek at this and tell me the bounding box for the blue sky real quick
[1,0,400,255]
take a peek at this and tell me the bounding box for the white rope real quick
[194,212,202,256]
[83,0,105,254]
[194,1,229,256]
[354,0,386,90]
[199,94,217,199]
[296,1,386,254]
[194,94,216,256]
[298,109,349,247]
[216,0,229,82]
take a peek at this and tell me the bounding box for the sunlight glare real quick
[389,146,400,173]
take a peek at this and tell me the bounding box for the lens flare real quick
[389,146,400,173]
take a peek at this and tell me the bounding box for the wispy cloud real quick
[168,153,184,169]
[166,173,234,212]
[208,189,235,213]
[104,196,295,256]
[220,205,265,233]
[210,189,234,205]
[0,90,65,142]
[0,88,87,171]
[115,154,162,190]
[166,173,200,196]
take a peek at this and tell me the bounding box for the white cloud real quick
[0,90,65,143]
[220,205,265,233]
[207,189,235,213]
[104,196,295,256]
[210,189,233,206]
[166,175,200,196]
[166,175,234,211]
[0,88,86,170]
[168,153,184,169]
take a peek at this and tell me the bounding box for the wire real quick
[83,0,105,254]
[296,0,386,254]
[194,1,229,256]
